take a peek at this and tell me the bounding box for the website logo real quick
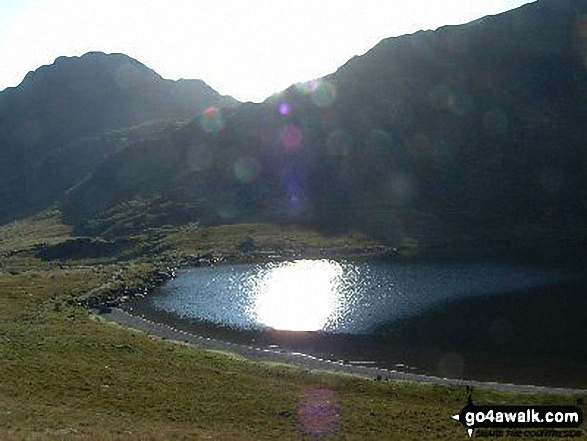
[451,387,583,438]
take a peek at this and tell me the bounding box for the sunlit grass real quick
[163,222,383,259]
[0,211,583,440]
[0,210,71,253]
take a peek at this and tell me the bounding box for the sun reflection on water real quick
[251,260,344,331]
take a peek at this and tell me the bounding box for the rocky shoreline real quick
[76,247,392,310]
[80,251,587,396]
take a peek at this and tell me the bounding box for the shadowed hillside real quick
[62,0,587,263]
[0,51,239,221]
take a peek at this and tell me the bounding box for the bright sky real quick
[0,0,534,102]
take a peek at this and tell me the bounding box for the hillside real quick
[64,0,587,263]
[0,51,238,221]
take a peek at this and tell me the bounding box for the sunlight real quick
[0,0,534,102]
[252,260,343,331]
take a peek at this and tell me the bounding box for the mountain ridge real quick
[0,51,239,221]
[4,1,587,263]
[64,0,587,263]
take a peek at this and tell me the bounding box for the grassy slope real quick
[163,222,385,259]
[0,212,584,440]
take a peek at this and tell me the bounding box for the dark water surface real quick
[126,260,587,388]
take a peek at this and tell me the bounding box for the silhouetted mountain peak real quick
[3,3,587,266]
[15,52,162,94]
[61,0,587,262]
[0,51,239,221]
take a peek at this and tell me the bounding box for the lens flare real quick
[295,79,337,107]
[286,191,306,213]
[199,106,225,133]
[283,181,306,213]
[217,202,237,220]
[327,130,353,156]
[234,156,261,183]
[483,108,508,134]
[367,129,393,155]
[279,101,291,115]
[298,388,340,436]
[428,83,473,116]
[295,79,319,95]
[281,124,303,152]
[382,173,414,206]
[186,143,213,170]
[311,81,337,108]
[409,133,432,158]
[447,90,473,116]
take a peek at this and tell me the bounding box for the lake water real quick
[146,260,564,332]
[127,260,587,388]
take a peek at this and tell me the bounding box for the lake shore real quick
[116,260,587,390]
[94,307,587,396]
[3,214,586,439]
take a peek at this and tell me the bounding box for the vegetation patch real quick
[0,210,584,440]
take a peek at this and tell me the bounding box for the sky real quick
[0,0,534,102]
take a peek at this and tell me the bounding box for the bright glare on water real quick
[252,260,344,331]
[149,260,566,333]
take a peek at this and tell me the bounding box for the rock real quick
[97,306,112,314]
[237,236,256,253]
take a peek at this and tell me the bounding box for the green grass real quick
[0,210,71,254]
[163,222,385,259]
[0,211,585,440]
